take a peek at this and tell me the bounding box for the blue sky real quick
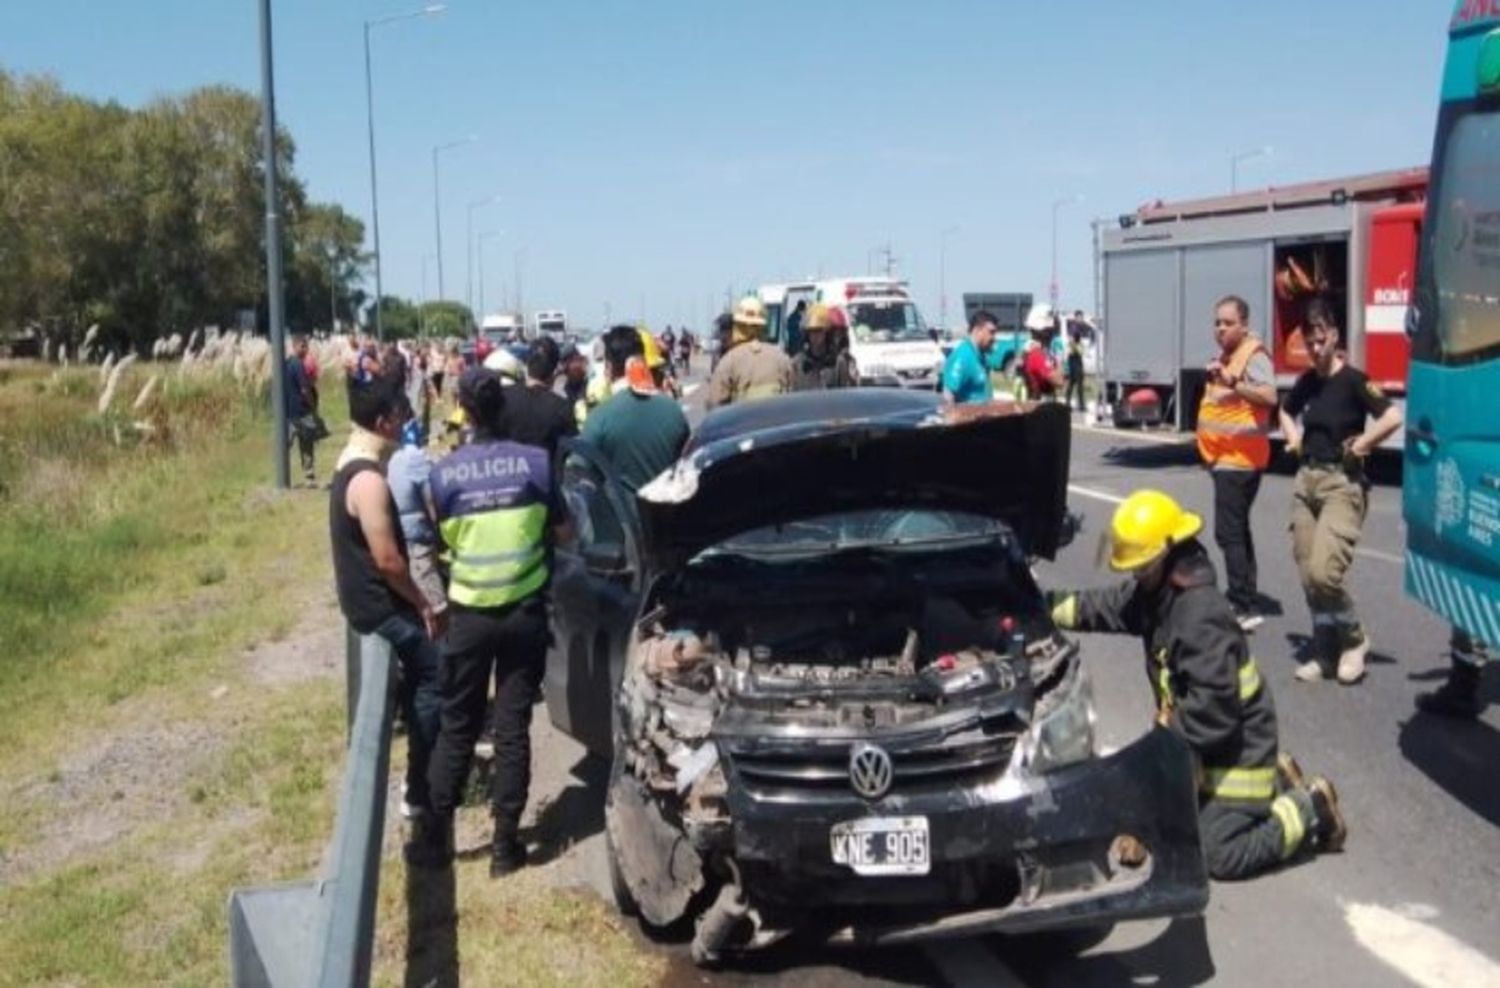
[0,1,1450,331]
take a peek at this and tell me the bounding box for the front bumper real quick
[860,370,941,389]
[723,727,1208,945]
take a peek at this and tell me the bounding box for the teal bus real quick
[1403,3,1500,644]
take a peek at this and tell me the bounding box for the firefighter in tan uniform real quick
[706,296,794,409]
[1050,490,1347,880]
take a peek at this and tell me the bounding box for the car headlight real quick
[1017,660,1096,773]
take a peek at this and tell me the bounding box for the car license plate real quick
[830,816,930,876]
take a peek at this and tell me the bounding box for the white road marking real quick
[1072,422,1193,446]
[1068,483,1126,505]
[1344,901,1500,988]
[924,939,1027,987]
[1067,483,1403,566]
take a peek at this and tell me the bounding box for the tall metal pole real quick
[328,248,338,334]
[362,23,384,340]
[432,146,445,300]
[258,0,289,490]
[1050,195,1081,311]
[361,6,446,340]
[939,226,958,331]
[432,137,475,302]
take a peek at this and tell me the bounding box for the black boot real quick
[1416,659,1483,719]
[404,813,454,870]
[1305,777,1347,853]
[489,829,528,878]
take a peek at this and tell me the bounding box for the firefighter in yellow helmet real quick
[1048,489,1347,880]
[706,295,794,409]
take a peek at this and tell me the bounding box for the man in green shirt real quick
[582,325,690,492]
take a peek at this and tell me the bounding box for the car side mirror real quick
[583,541,630,574]
[1058,510,1085,550]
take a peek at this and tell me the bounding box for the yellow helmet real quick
[1107,490,1203,572]
[732,295,767,328]
[638,328,666,369]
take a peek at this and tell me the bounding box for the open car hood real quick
[637,391,1070,573]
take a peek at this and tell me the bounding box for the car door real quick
[545,438,645,757]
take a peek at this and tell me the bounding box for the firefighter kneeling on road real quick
[1049,490,1347,880]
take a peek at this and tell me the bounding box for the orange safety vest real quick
[1197,335,1271,470]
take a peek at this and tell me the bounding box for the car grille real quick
[727,733,1018,800]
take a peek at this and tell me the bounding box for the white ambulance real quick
[758,277,945,389]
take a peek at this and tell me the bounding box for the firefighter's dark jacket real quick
[1050,540,1279,803]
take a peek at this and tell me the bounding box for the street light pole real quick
[363,4,445,341]
[478,230,503,316]
[258,0,289,490]
[939,225,959,332]
[465,195,501,315]
[1231,145,1273,192]
[1050,195,1083,311]
[432,135,476,302]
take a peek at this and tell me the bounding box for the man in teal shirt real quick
[582,325,691,492]
[942,310,1007,404]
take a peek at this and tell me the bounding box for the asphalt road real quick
[520,376,1500,987]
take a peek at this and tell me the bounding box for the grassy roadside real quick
[0,359,658,986]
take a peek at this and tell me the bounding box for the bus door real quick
[1404,24,1500,642]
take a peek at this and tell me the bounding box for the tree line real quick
[0,69,387,355]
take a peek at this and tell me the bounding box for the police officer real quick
[1050,490,1346,880]
[706,296,794,408]
[408,368,573,876]
[1278,297,1403,685]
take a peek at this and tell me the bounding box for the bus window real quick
[1431,110,1500,362]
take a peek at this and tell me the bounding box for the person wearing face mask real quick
[328,377,445,844]
[1278,297,1404,686]
[1048,489,1346,880]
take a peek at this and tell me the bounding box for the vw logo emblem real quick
[849,743,894,800]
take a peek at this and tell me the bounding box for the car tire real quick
[1018,923,1115,958]
[604,814,639,919]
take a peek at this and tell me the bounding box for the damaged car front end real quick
[552,392,1208,964]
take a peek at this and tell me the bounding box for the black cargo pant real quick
[428,596,548,834]
[1199,792,1307,880]
[1212,468,1262,613]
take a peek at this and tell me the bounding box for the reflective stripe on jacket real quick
[429,440,554,609]
[1197,335,1271,470]
[1048,540,1280,804]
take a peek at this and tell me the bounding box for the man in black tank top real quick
[329,378,446,835]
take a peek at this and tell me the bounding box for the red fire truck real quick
[1099,168,1426,440]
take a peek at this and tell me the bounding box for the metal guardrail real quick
[227,628,394,987]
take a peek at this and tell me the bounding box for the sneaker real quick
[1305,777,1347,853]
[1235,610,1265,633]
[489,833,528,878]
[1295,658,1333,683]
[1337,632,1370,685]
[1276,752,1306,791]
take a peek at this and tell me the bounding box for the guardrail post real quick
[228,629,395,987]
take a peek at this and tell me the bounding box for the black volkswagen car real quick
[543,390,1207,965]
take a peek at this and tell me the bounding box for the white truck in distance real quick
[533,310,567,343]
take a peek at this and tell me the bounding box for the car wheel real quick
[1018,923,1115,958]
[604,812,639,918]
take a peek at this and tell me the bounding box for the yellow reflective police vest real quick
[429,440,553,609]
